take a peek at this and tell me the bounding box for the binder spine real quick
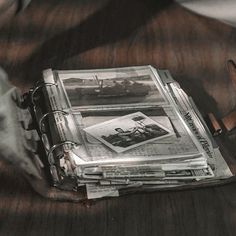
[26,79,79,187]
[39,110,69,133]
[47,141,78,163]
[30,82,57,106]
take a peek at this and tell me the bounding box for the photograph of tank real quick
[84,112,172,153]
[62,74,166,107]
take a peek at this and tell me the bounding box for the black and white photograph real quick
[84,112,173,153]
[61,74,166,107]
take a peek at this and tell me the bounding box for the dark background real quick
[1,0,236,235]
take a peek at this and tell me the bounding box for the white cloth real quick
[0,67,41,179]
[176,0,236,27]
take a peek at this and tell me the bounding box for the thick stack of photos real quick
[41,66,232,199]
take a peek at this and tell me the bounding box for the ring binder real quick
[41,133,50,151]
[47,141,78,164]
[39,110,69,133]
[50,165,60,184]
[31,82,58,106]
[12,65,232,200]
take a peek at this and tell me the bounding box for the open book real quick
[23,66,233,199]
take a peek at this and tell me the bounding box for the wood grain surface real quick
[1,0,236,235]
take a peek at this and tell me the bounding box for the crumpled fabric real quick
[176,0,236,27]
[0,67,41,179]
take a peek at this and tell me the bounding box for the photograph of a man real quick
[84,112,173,153]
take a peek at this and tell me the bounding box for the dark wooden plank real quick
[1,0,236,235]
[1,160,236,236]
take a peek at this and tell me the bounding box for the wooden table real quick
[0,1,236,235]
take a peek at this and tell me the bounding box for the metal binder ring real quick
[31,82,57,106]
[39,110,69,133]
[47,141,78,163]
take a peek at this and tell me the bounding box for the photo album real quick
[15,66,234,199]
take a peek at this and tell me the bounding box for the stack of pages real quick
[38,66,232,199]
